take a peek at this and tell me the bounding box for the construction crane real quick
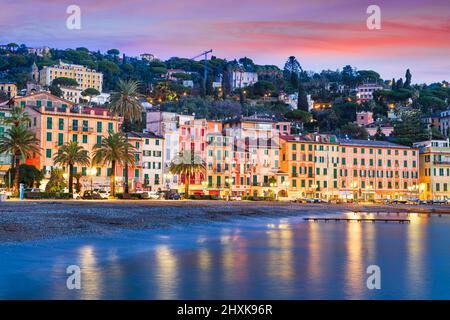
[191,49,213,91]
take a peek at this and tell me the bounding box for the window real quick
[108,122,113,132]
[156,139,160,146]
[58,133,64,146]
[82,135,88,143]
[47,117,53,129]
[58,118,64,130]
[97,121,102,133]
[72,134,78,142]
[96,136,102,145]
[46,132,52,142]
[46,149,52,158]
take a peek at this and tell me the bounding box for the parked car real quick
[81,190,103,200]
[73,192,81,200]
[135,190,160,199]
[427,199,449,205]
[24,188,41,193]
[96,190,110,199]
[167,192,181,200]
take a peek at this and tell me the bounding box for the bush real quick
[24,192,72,199]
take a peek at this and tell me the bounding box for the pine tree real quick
[297,84,309,111]
[404,69,412,88]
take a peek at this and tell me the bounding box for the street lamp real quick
[89,168,97,192]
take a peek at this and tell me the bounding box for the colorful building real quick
[15,92,119,190]
[280,135,419,201]
[413,139,450,200]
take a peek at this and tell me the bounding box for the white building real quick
[229,70,258,90]
[146,111,195,190]
[60,86,82,104]
[129,131,164,191]
[356,83,383,103]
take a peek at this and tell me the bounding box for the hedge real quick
[24,192,73,199]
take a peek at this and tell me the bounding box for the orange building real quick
[15,92,119,190]
[280,135,419,201]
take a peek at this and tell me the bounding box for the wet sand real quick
[0,200,449,243]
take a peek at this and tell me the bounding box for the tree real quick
[5,164,43,188]
[374,125,386,140]
[81,88,100,103]
[49,85,63,97]
[169,151,206,198]
[2,106,30,128]
[0,126,40,195]
[393,110,429,145]
[109,79,143,194]
[52,77,79,87]
[73,172,83,194]
[340,123,369,139]
[283,56,302,89]
[107,49,120,56]
[285,109,312,123]
[53,141,90,194]
[297,84,309,111]
[404,69,412,88]
[396,78,404,89]
[91,132,136,197]
[45,168,67,193]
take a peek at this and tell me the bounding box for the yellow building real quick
[0,82,17,99]
[414,139,450,200]
[14,92,119,190]
[40,60,103,93]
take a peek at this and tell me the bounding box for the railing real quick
[68,126,94,133]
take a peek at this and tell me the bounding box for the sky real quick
[1,0,449,83]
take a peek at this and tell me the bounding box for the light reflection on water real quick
[0,212,449,299]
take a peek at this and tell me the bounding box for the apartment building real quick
[356,83,383,103]
[0,105,13,183]
[413,139,450,200]
[0,82,17,99]
[128,131,164,191]
[40,60,103,92]
[229,69,258,90]
[14,92,119,190]
[146,111,195,190]
[280,135,419,201]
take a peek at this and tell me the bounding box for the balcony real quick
[68,126,94,133]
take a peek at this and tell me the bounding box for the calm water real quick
[0,211,449,299]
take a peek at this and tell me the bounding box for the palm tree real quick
[2,106,30,128]
[53,141,90,194]
[169,151,206,199]
[109,79,143,194]
[91,132,136,197]
[0,126,40,195]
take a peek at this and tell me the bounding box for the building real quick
[60,86,83,103]
[127,131,164,191]
[356,83,383,103]
[27,46,50,57]
[39,60,103,93]
[14,92,119,190]
[280,135,419,201]
[413,139,450,201]
[140,53,155,62]
[0,104,13,184]
[229,69,258,90]
[0,82,17,99]
[356,111,394,137]
[146,111,195,190]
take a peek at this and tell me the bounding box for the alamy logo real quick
[366,5,381,30]
[366,265,381,290]
[66,265,81,290]
[66,5,81,30]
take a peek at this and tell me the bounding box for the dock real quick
[304,217,410,224]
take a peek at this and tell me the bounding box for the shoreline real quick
[1,200,449,244]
